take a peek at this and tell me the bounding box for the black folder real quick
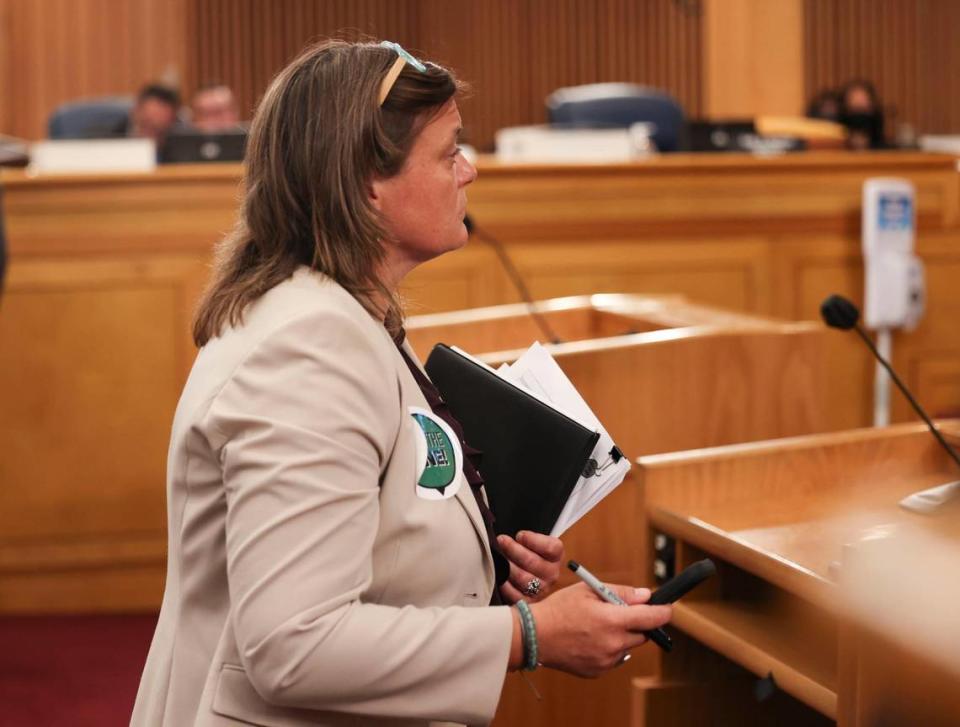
[424,343,600,536]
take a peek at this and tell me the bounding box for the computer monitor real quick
[159,129,247,164]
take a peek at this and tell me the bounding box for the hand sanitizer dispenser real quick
[861,178,924,426]
[862,178,924,330]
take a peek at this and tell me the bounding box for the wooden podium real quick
[407,293,828,461]
[406,294,832,727]
[407,294,827,585]
[633,421,960,726]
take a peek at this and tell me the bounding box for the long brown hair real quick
[192,40,461,346]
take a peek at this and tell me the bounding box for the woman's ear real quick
[368,178,384,212]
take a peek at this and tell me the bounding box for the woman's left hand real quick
[497,531,565,603]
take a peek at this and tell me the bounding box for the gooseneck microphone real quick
[464,214,563,344]
[820,294,960,475]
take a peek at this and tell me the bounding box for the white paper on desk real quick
[499,342,630,536]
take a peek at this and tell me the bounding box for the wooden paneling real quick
[0,168,222,612]
[6,1,960,147]
[0,255,208,612]
[429,0,704,150]
[0,0,188,139]
[703,0,805,118]
[805,0,960,136]
[0,1,8,135]
[771,226,960,430]
[185,0,421,122]
[185,0,703,151]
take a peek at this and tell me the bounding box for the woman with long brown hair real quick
[132,39,670,727]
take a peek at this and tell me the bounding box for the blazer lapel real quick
[397,339,494,565]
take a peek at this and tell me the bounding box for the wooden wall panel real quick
[703,0,805,117]
[185,0,420,121]
[0,254,208,612]
[186,0,703,151]
[0,1,8,135]
[804,0,960,136]
[0,0,187,139]
[6,1,960,145]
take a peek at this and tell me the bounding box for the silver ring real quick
[523,577,542,597]
[617,652,632,666]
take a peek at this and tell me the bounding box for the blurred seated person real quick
[190,82,243,132]
[806,89,842,123]
[83,83,181,145]
[839,79,886,150]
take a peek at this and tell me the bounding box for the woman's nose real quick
[459,154,478,186]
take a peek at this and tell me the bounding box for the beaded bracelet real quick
[515,600,538,672]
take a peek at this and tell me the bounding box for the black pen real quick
[568,560,673,653]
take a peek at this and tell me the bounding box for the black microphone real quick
[820,294,960,476]
[464,214,563,344]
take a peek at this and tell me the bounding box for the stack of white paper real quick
[485,342,631,536]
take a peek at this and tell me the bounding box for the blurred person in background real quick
[190,82,243,132]
[807,88,842,122]
[840,79,887,150]
[91,83,181,144]
[128,84,181,143]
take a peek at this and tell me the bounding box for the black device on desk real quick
[684,119,806,154]
[684,120,758,151]
[684,120,804,154]
[159,129,247,164]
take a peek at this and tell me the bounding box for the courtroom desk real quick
[631,422,960,726]
[1,152,959,613]
[406,291,830,466]
[407,293,827,581]
[0,166,240,612]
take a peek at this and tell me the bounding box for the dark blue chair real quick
[546,83,685,152]
[48,97,133,139]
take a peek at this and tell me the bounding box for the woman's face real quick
[845,86,875,114]
[372,101,478,285]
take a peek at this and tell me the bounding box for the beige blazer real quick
[131,268,513,727]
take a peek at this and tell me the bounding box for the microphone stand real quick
[851,322,960,473]
[847,322,960,514]
[821,295,960,513]
[468,220,563,345]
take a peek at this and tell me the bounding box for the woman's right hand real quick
[528,582,672,677]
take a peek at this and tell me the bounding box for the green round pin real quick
[412,413,457,494]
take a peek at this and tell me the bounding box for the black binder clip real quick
[583,446,625,478]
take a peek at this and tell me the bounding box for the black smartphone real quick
[649,559,716,605]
